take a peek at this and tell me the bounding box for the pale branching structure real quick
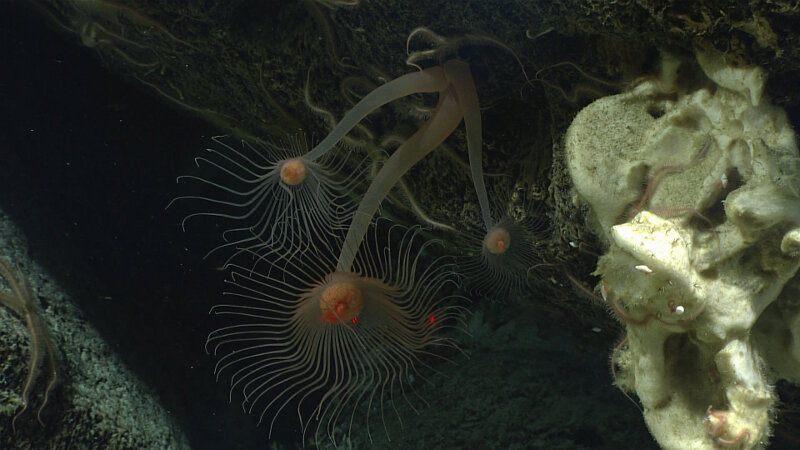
[186,59,488,446]
[172,60,488,267]
[206,222,468,446]
[169,135,365,262]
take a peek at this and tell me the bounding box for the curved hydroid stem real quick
[305,67,449,161]
[444,60,492,230]
[337,90,463,272]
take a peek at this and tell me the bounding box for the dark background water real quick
[1,2,275,448]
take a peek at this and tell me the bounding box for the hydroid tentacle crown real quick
[206,222,469,446]
[457,191,551,301]
[168,135,366,262]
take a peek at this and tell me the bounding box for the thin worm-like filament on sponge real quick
[627,135,712,220]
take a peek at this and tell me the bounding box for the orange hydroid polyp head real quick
[458,199,551,301]
[484,225,511,254]
[319,279,363,324]
[279,158,307,186]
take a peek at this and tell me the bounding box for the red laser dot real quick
[429,315,436,324]
[352,317,358,324]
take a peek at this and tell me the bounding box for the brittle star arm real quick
[0,260,59,430]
